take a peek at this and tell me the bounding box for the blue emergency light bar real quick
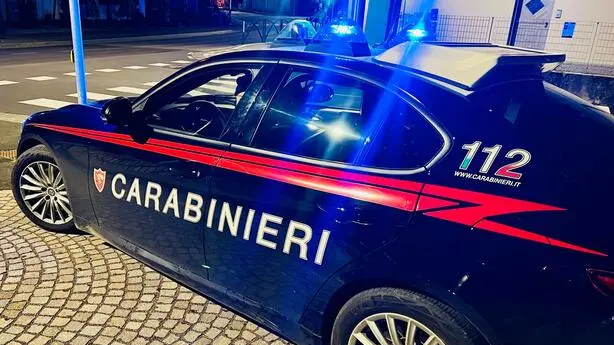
[407,28,428,40]
[330,24,358,36]
[306,20,371,57]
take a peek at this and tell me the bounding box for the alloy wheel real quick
[349,312,446,345]
[19,161,73,225]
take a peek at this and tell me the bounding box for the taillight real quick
[587,269,614,297]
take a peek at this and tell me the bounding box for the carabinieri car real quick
[11,42,614,345]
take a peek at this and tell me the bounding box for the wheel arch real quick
[306,271,498,345]
[17,134,49,156]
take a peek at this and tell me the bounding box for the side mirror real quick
[102,97,132,126]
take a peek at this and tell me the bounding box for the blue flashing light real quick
[330,24,357,36]
[407,28,428,40]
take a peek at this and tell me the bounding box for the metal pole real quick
[487,16,494,43]
[507,0,523,46]
[0,0,5,36]
[68,0,87,104]
[586,22,600,73]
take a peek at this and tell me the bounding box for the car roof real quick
[201,42,565,95]
[203,47,458,94]
[205,48,395,79]
[375,42,565,90]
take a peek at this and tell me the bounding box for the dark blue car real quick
[11,42,614,345]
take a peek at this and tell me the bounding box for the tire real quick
[11,144,76,233]
[331,288,485,345]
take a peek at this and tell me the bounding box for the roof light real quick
[331,24,357,36]
[306,19,371,57]
[407,28,428,40]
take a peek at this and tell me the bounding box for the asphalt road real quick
[0,31,243,119]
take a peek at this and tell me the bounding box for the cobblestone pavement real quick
[0,191,291,345]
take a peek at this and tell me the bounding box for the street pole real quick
[68,0,87,104]
[0,0,5,35]
[507,0,523,46]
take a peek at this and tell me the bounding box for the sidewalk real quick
[0,191,291,345]
[0,26,238,49]
[0,11,301,50]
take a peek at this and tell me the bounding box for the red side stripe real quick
[217,158,419,211]
[34,124,226,157]
[416,196,459,211]
[37,124,423,194]
[31,123,607,257]
[422,183,564,226]
[35,124,130,141]
[34,124,419,212]
[222,151,423,193]
[475,219,551,245]
[547,238,608,257]
[476,220,607,257]
[33,124,221,166]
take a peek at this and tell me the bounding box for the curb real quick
[0,149,16,161]
[0,28,238,50]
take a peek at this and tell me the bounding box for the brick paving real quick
[0,190,290,345]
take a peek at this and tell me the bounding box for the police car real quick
[11,41,614,345]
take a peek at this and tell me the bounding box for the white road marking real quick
[187,90,207,96]
[107,86,148,95]
[0,112,28,124]
[142,82,158,87]
[63,72,92,77]
[595,105,611,114]
[200,84,235,94]
[209,79,237,87]
[123,65,148,70]
[149,63,170,67]
[67,92,116,101]
[172,60,191,64]
[95,68,121,73]
[0,80,19,86]
[19,98,72,109]
[26,76,57,81]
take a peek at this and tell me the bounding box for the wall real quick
[400,0,515,17]
[542,0,614,70]
[550,0,613,22]
[364,0,390,43]
[400,0,614,22]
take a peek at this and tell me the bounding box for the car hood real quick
[25,103,105,129]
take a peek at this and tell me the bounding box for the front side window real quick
[146,66,262,139]
[251,67,443,170]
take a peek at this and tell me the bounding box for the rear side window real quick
[250,67,444,171]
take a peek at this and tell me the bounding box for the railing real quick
[401,15,614,77]
[241,18,294,43]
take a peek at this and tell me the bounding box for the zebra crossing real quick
[0,59,192,90]
[0,42,246,118]
[9,75,240,111]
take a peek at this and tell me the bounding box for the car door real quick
[88,62,272,277]
[204,64,447,324]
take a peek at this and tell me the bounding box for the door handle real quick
[316,203,373,226]
[167,164,204,179]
